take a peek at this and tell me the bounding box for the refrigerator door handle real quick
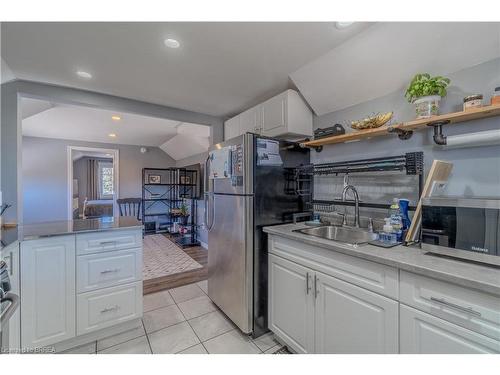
[204,192,215,231]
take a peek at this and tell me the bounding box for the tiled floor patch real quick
[60,280,286,354]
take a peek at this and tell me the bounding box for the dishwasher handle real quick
[0,292,20,325]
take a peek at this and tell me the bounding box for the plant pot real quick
[179,215,189,225]
[414,95,441,119]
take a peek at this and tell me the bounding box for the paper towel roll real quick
[444,129,500,149]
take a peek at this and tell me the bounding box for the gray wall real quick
[1,79,224,224]
[22,136,176,223]
[312,58,500,207]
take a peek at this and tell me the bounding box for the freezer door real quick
[207,194,253,334]
[208,134,254,195]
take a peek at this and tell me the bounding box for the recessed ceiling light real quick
[76,70,92,79]
[164,38,180,49]
[335,22,355,29]
[108,133,117,138]
[111,115,121,121]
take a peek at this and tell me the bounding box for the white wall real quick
[22,136,176,223]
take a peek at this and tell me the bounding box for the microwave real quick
[421,197,500,266]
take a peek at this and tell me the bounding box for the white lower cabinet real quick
[268,253,398,354]
[400,305,500,353]
[77,281,143,335]
[19,228,143,350]
[21,236,76,348]
[315,272,398,354]
[268,254,314,353]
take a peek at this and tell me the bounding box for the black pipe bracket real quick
[427,120,451,145]
[388,126,413,140]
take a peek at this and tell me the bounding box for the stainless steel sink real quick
[294,225,377,245]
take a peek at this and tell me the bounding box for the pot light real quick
[111,115,121,121]
[76,70,92,79]
[108,133,117,138]
[164,38,180,49]
[335,22,355,29]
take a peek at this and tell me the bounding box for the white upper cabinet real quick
[261,93,286,134]
[224,89,312,141]
[224,116,240,141]
[239,107,262,135]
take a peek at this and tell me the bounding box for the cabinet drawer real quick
[270,237,399,299]
[77,248,142,293]
[400,305,500,353]
[400,271,500,341]
[77,282,143,335]
[76,229,142,255]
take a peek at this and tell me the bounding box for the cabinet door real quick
[224,116,240,141]
[21,236,76,348]
[314,271,399,353]
[400,305,500,353]
[239,107,262,135]
[262,93,286,134]
[268,254,314,353]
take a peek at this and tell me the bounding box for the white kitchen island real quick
[3,217,143,353]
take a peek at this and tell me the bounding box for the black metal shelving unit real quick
[141,168,199,247]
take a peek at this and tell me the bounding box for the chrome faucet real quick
[341,185,360,228]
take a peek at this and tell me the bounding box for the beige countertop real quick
[1,216,142,250]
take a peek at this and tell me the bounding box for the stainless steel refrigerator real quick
[204,133,309,337]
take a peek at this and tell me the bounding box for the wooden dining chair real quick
[117,198,142,220]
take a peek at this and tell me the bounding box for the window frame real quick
[98,161,114,200]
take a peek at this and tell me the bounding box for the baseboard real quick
[200,241,208,249]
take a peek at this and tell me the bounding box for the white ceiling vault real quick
[2,22,372,117]
[21,97,210,160]
[291,22,500,116]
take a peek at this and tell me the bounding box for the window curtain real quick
[86,159,99,200]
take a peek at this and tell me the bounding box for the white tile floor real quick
[62,280,282,354]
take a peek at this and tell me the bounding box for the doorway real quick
[68,146,119,220]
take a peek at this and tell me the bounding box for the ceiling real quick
[2,22,372,117]
[291,22,500,116]
[21,97,210,160]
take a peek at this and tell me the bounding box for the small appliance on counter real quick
[421,197,500,266]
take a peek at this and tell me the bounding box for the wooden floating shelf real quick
[303,104,500,147]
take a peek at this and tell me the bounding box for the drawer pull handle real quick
[100,305,120,313]
[99,241,117,246]
[430,297,482,317]
[100,268,120,274]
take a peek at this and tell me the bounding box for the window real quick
[99,161,114,199]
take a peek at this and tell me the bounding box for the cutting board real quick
[405,160,453,243]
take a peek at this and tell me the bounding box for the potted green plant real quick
[405,73,450,119]
[178,203,189,225]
